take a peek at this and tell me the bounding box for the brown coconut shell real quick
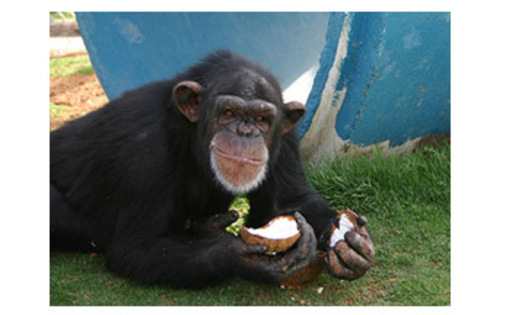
[240,215,301,254]
[280,251,326,288]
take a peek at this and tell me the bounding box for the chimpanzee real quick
[50,51,375,288]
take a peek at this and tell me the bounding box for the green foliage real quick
[50,144,450,306]
[226,195,250,235]
[50,55,94,77]
[50,12,76,21]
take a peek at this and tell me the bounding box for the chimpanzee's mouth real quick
[209,143,268,194]
[210,144,266,166]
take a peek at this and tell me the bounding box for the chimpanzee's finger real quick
[344,230,375,262]
[236,241,267,256]
[334,240,369,272]
[293,211,307,229]
[357,225,372,240]
[291,212,317,259]
[356,215,368,228]
[324,249,361,280]
[212,210,240,230]
[293,212,316,246]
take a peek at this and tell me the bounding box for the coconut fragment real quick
[245,217,299,239]
[240,215,301,254]
[329,210,358,247]
[338,213,355,231]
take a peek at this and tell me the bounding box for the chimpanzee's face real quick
[173,68,305,194]
[208,94,278,194]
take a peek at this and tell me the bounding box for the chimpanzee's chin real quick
[210,152,267,194]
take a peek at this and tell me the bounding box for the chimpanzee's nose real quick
[236,121,254,137]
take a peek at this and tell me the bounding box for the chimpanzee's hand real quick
[324,216,375,281]
[190,210,242,238]
[231,212,318,283]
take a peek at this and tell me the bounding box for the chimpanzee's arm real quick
[105,210,316,288]
[271,132,336,249]
[106,234,230,288]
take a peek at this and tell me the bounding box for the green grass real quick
[49,55,94,77]
[49,103,66,120]
[50,144,450,306]
[50,12,76,21]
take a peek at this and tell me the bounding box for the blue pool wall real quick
[76,12,450,149]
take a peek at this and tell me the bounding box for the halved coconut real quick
[280,251,326,288]
[329,208,360,247]
[240,215,301,254]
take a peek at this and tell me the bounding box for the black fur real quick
[50,51,335,288]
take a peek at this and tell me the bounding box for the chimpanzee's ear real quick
[281,101,306,134]
[173,81,202,123]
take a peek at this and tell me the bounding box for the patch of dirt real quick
[50,32,108,130]
[50,73,109,129]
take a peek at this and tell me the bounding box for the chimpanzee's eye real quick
[224,109,234,117]
[255,115,265,123]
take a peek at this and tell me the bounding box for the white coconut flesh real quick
[329,213,355,247]
[246,217,299,239]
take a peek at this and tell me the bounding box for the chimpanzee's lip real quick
[210,144,266,166]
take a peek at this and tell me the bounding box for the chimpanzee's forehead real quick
[215,67,282,103]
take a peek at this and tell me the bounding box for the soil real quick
[50,72,109,129]
[50,33,109,130]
